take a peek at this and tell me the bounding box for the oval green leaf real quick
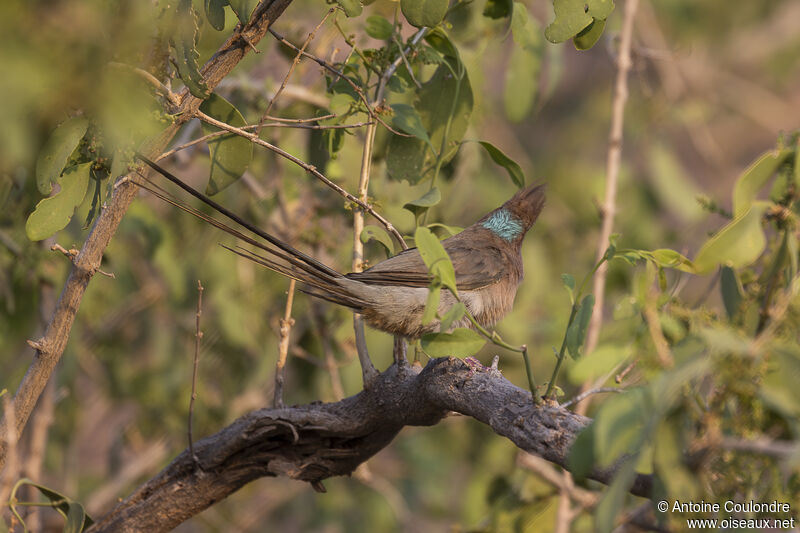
[692,203,768,274]
[403,187,441,220]
[421,328,486,357]
[566,293,594,360]
[387,58,473,183]
[229,0,258,24]
[415,225,457,293]
[26,163,91,241]
[205,0,227,30]
[422,284,441,325]
[391,104,432,147]
[365,15,393,39]
[35,117,88,195]
[439,302,466,331]
[199,93,253,195]
[401,0,448,28]
[545,0,614,43]
[732,148,792,217]
[573,17,605,50]
[360,225,395,256]
[568,344,631,384]
[477,141,526,187]
[336,0,363,17]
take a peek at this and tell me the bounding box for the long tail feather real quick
[221,244,367,310]
[130,159,355,302]
[135,153,340,279]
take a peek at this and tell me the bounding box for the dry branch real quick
[87,357,652,532]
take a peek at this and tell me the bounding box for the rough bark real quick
[88,358,651,532]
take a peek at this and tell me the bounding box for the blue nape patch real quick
[481,209,523,241]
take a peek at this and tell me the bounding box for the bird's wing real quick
[347,235,506,290]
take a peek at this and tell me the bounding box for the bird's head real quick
[479,183,546,243]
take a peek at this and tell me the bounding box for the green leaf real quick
[565,294,594,360]
[64,502,87,533]
[545,0,614,44]
[439,302,466,331]
[692,203,768,274]
[328,92,356,115]
[483,0,513,19]
[401,0,448,28]
[26,163,91,241]
[11,479,93,531]
[594,460,637,533]
[365,15,393,39]
[424,27,460,59]
[761,344,800,418]
[171,0,210,99]
[648,248,694,272]
[732,148,792,217]
[387,54,473,183]
[477,141,525,187]
[720,266,742,320]
[360,225,395,256]
[415,226,457,294]
[229,0,259,24]
[199,93,253,195]
[653,420,700,501]
[568,344,631,384]
[204,0,228,30]
[567,425,596,480]
[35,117,88,195]
[427,222,463,237]
[422,284,441,325]
[573,17,605,50]
[593,389,647,467]
[391,104,432,148]
[648,142,704,223]
[403,187,441,220]
[561,273,575,303]
[336,0,363,17]
[504,3,542,122]
[794,142,800,188]
[421,328,486,357]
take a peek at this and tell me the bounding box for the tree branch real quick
[87,358,652,532]
[0,0,295,470]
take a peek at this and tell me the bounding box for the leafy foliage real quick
[3,1,800,532]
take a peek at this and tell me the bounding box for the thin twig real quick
[576,0,639,415]
[258,9,335,134]
[312,300,345,401]
[718,437,797,458]
[267,28,408,137]
[517,453,598,508]
[273,279,296,408]
[188,280,204,465]
[0,396,17,508]
[615,359,637,383]
[51,244,115,278]
[561,387,625,409]
[156,119,371,162]
[194,110,406,248]
[643,287,673,367]
[107,61,181,109]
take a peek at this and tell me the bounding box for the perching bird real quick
[137,156,545,339]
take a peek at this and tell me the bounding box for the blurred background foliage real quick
[1,0,800,531]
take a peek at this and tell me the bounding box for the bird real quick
[136,155,545,339]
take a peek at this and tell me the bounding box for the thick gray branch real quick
[88,358,651,532]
